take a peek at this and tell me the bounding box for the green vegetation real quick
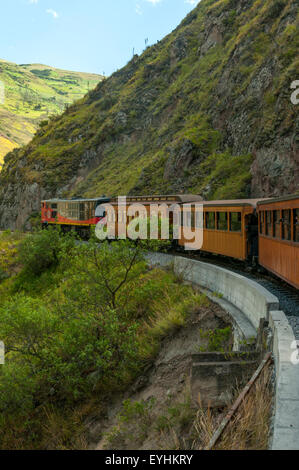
[105,394,196,450]
[0,229,205,449]
[0,230,24,277]
[0,60,103,165]
[199,326,232,352]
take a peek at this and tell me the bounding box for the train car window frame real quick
[230,212,242,232]
[191,211,195,229]
[265,211,272,237]
[216,212,228,231]
[260,211,265,235]
[293,208,299,243]
[183,211,192,228]
[205,212,216,230]
[282,209,292,241]
[272,210,281,239]
[195,210,203,229]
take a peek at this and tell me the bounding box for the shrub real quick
[17,228,75,277]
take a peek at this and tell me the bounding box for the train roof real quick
[257,194,299,206]
[201,198,268,208]
[110,194,204,204]
[42,197,110,203]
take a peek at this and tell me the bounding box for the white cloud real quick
[29,0,38,3]
[46,8,59,19]
[136,0,200,17]
[144,0,163,4]
[136,3,143,15]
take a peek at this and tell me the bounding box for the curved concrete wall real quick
[146,252,299,450]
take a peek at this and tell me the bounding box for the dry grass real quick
[40,405,91,450]
[193,365,273,450]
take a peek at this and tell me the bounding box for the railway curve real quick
[173,251,299,340]
[146,251,299,450]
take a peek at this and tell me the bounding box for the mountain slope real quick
[0,60,103,165]
[0,0,298,230]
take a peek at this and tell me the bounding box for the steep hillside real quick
[0,60,103,165]
[0,0,298,230]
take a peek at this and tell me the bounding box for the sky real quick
[0,0,200,76]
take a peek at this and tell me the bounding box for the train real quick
[41,193,299,290]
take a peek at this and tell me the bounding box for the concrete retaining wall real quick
[269,311,299,450]
[146,252,299,450]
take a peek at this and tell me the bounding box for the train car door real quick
[246,212,259,262]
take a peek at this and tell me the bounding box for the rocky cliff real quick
[0,0,298,230]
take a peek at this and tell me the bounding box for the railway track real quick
[171,250,299,340]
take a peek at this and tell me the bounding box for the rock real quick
[200,25,223,56]
[164,139,196,180]
[114,112,128,128]
[171,35,189,62]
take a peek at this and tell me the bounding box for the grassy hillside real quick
[0,60,103,165]
[0,0,298,230]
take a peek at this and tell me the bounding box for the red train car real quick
[41,197,109,238]
[257,195,299,290]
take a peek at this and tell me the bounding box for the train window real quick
[293,209,299,243]
[191,211,195,229]
[282,210,291,241]
[97,207,107,218]
[90,202,95,220]
[52,211,57,219]
[205,212,215,230]
[265,211,272,237]
[260,211,265,234]
[51,203,58,209]
[216,212,228,231]
[230,212,242,232]
[183,212,192,228]
[273,210,280,238]
[195,211,203,229]
[173,211,181,227]
[79,203,85,220]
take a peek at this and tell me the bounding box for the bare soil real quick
[86,301,232,450]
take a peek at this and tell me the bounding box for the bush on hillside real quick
[17,228,75,277]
